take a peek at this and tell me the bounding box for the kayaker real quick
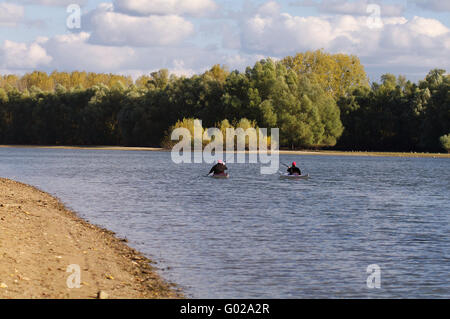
[287,162,301,175]
[208,160,228,176]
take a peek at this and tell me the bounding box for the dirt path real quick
[0,178,181,299]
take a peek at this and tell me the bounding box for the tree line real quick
[0,50,448,152]
[337,69,450,152]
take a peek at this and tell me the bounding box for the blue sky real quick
[0,0,449,82]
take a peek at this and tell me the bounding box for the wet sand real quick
[0,178,182,299]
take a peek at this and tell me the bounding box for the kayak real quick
[211,173,229,179]
[279,173,309,180]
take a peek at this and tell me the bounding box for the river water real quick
[0,147,448,298]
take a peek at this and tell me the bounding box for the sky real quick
[0,0,449,82]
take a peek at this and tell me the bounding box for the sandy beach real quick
[0,178,181,299]
[277,150,450,158]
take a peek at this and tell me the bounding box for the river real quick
[0,147,448,298]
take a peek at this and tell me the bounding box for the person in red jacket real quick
[208,160,228,176]
[287,162,301,175]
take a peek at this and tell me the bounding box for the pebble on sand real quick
[97,291,109,299]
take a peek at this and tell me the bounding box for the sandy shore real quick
[0,178,182,299]
[277,150,450,158]
[1,145,449,158]
[0,145,164,152]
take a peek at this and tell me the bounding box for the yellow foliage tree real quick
[282,50,369,99]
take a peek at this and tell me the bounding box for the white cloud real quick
[407,16,449,37]
[224,53,266,70]
[114,0,218,16]
[43,32,137,71]
[241,11,448,55]
[1,0,449,82]
[0,39,52,70]
[242,13,336,55]
[0,3,25,26]
[15,0,88,6]
[171,59,196,77]
[293,0,405,17]
[89,9,194,47]
[239,10,450,80]
[258,1,281,17]
[32,32,221,75]
[0,30,271,78]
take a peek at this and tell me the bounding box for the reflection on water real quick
[0,148,449,298]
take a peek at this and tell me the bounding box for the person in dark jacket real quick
[208,160,228,176]
[287,162,301,175]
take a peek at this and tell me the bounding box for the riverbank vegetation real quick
[440,134,450,153]
[160,118,273,150]
[0,50,448,152]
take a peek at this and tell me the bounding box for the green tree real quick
[440,134,450,152]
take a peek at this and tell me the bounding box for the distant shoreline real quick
[0,145,165,151]
[0,145,449,158]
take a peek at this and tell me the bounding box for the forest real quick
[0,50,449,152]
